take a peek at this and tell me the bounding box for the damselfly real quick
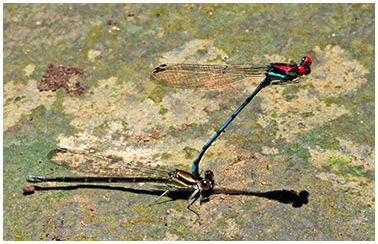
[24,148,214,215]
[24,148,310,214]
[151,56,312,179]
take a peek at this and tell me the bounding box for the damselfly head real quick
[300,56,312,75]
[200,170,215,191]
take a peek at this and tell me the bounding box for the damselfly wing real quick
[150,63,266,88]
[47,148,167,178]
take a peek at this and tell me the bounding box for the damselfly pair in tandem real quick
[24,56,312,214]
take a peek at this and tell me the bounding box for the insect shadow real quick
[23,184,309,208]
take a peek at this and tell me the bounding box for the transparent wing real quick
[48,148,168,178]
[150,63,267,88]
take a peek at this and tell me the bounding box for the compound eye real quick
[204,170,214,180]
[200,179,213,190]
[297,65,305,75]
[301,56,312,66]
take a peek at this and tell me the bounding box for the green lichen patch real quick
[158,106,169,116]
[84,24,103,46]
[301,132,340,150]
[326,150,364,178]
[183,147,199,159]
[148,86,167,103]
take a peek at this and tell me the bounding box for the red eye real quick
[297,65,305,75]
[302,56,312,65]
